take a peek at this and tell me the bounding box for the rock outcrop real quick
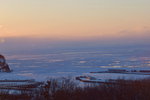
[0,54,11,72]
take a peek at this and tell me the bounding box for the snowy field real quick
[1,48,150,82]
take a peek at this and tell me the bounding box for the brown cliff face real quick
[0,54,11,72]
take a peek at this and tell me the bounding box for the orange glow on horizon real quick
[0,0,150,40]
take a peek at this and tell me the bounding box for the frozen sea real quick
[1,47,150,81]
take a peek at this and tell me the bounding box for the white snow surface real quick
[1,50,150,82]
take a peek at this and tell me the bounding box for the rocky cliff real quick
[0,54,11,72]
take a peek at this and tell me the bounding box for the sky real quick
[0,0,150,53]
